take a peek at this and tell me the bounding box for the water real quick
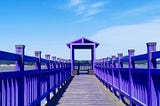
[0,65,47,72]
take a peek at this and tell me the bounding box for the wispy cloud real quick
[76,17,93,23]
[68,0,106,22]
[90,18,160,58]
[85,2,105,16]
[70,0,83,6]
[90,2,105,8]
[76,4,86,15]
[111,3,160,20]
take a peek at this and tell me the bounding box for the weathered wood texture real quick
[48,75,124,106]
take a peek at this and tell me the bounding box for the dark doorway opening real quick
[74,60,92,74]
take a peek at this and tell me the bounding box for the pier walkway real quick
[46,75,124,106]
[1,39,160,106]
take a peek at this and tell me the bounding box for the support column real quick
[15,45,25,106]
[118,53,123,101]
[111,55,116,93]
[35,51,41,106]
[128,49,135,106]
[52,56,56,95]
[45,54,51,102]
[70,45,73,73]
[147,42,156,106]
[91,47,94,70]
[15,45,25,71]
[93,44,96,73]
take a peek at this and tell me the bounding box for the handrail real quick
[94,42,158,106]
[0,45,71,106]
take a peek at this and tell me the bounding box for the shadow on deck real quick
[46,76,74,106]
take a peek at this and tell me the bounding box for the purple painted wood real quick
[147,42,156,106]
[15,45,25,106]
[52,56,56,95]
[0,51,20,61]
[118,53,123,101]
[45,54,51,102]
[67,37,99,73]
[128,49,135,106]
[0,45,71,106]
[94,42,160,106]
[35,51,41,106]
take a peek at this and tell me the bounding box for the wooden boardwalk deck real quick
[46,75,125,106]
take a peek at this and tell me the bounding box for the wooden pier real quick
[1,39,160,106]
[46,75,124,106]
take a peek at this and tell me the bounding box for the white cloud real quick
[85,2,105,17]
[69,0,106,22]
[111,3,160,20]
[70,0,82,6]
[90,2,105,8]
[76,5,86,15]
[90,19,160,59]
[85,8,101,16]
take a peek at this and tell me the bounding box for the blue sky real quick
[0,0,160,60]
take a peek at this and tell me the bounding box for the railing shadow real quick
[45,76,74,106]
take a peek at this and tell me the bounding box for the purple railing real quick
[94,42,160,106]
[0,45,71,106]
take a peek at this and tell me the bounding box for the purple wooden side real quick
[45,54,51,102]
[118,53,123,101]
[111,56,116,92]
[34,51,41,106]
[128,49,135,106]
[15,45,25,106]
[52,56,56,95]
[147,42,156,106]
[94,42,160,106]
[0,45,71,106]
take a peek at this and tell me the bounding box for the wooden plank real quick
[47,75,125,106]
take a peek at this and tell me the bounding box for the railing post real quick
[64,59,67,82]
[59,58,62,87]
[68,59,71,78]
[57,58,61,90]
[52,56,56,95]
[60,59,63,85]
[100,59,103,81]
[78,61,80,75]
[147,42,156,106]
[128,49,135,106]
[15,45,25,106]
[111,55,116,93]
[118,53,123,101]
[63,59,66,84]
[106,57,110,88]
[35,51,41,106]
[103,58,107,86]
[45,54,51,102]
[102,58,105,84]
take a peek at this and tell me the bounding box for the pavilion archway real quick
[67,37,99,74]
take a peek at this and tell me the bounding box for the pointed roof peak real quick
[67,37,99,48]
